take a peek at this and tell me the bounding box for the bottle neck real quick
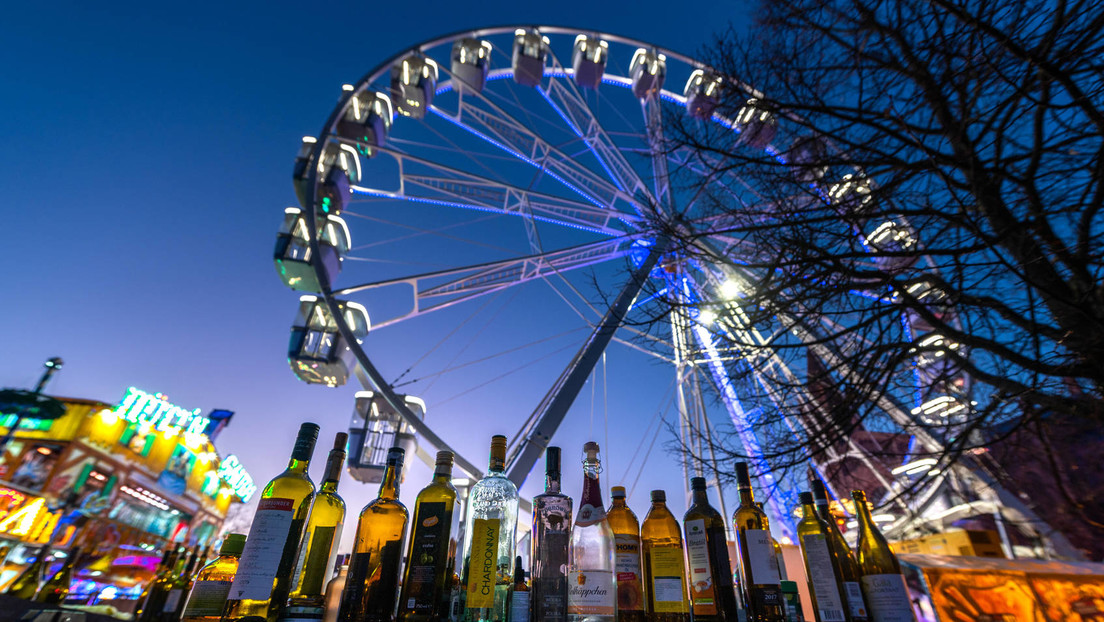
[738,484,756,506]
[800,502,820,523]
[379,462,400,500]
[691,488,709,506]
[580,461,603,508]
[287,456,311,473]
[433,463,453,483]
[854,494,875,532]
[611,497,626,509]
[545,471,561,494]
[322,449,345,490]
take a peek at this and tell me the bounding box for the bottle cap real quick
[851,489,867,503]
[799,491,814,504]
[735,461,750,485]
[690,477,707,491]
[220,534,247,557]
[545,447,561,476]
[333,432,348,451]
[513,555,525,583]
[781,580,798,593]
[611,485,626,499]
[435,450,454,467]
[811,477,828,501]
[489,435,507,462]
[650,489,666,503]
[292,422,321,460]
[386,447,406,466]
[582,441,600,462]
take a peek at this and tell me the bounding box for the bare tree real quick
[642,0,1104,553]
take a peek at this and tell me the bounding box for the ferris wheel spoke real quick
[538,63,657,210]
[333,236,639,328]
[344,144,638,235]
[430,83,640,216]
[641,97,674,211]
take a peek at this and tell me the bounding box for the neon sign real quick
[216,455,255,502]
[113,387,210,437]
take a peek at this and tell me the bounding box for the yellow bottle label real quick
[466,518,500,608]
[649,547,688,613]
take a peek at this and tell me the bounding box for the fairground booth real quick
[0,387,253,607]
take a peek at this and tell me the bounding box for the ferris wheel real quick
[273,25,1072,552]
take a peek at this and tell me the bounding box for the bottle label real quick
[510,591,530,622]
[466,518,500,609]
[844,580,869,618]
[743,529,779,586]
[860,574,914,622]
[749,585,783,611]
[567,569,615,615]
[182,579,234,617]
[574,503,606,527]
[298,525,338,596]
[613,534,643,612]
[163,588,183,612]
[684,519,717,614]
[404,501,452,613]
[648,547,688,613]
[801,534,845,621]
[230,497,295,600]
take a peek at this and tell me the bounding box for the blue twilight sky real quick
[0,0,751,551]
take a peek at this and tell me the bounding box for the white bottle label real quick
[744,529,779,586]
[567,569,615,615]
[182,579,234,616]
[510,591,530,622]
[685,519,712,584]
[230,497,295,600]
[844,581,869,618]
[801,534,845,621]
[861,574,914,622]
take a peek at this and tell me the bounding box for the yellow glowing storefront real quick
[0,388,253,596]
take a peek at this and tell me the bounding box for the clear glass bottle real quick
[851,491,915,622]
[35,546,81,605]
[731,463,783,622]
[321,557,348,622]
[460,435,519,622]
[567,442,615,622]
[531,447,571,622]
[338,447,410,622]
[796,492,846,622]
[286,432,349,620]
[606,487,643,622]
[682,477,739,622]
[641,490,688,622]
[181,534,246,622]
[399,450,460,622]
[508,556,530,622]
[811,479,867,622]
[226,422,320,622]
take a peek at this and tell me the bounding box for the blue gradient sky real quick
[1,0,749,551]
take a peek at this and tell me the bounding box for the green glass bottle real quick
[285,432,348,621]
[796,493,846,622]
[811,479,867,621]
[225,422,320,622]
[139,547,184,622]
[5,546,47,600]
[399,450,459,622]
[851,491,915,622]
[731,463,783,622]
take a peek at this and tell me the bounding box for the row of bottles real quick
[195,424,914,622]
[4,545,84,604]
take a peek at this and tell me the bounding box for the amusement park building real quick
[0,388,254,597]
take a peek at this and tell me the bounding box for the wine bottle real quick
[508,556,530,622]
[811,479,867,622]
[566,442,615,622]
[286,433,349,621]
[399,450,461,622]
[683,477,739,622]
[796,493,846,622]
[460,435,519,622]
[850,491,915,622]
[163,548,202,621]
[6,545,47,599]
[35,546,81,604]
[641,490,688,622]
[181,534,247,622]
[226,422,321,622]
[607,486,644,622]
[731,463,783,622]
[138,547,183,622]
[338,446,409,622]
[530,447,571,622]
[321,558,348,622]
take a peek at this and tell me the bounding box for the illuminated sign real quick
[113,387,210,437]
[0,487,59,543]
[216,455,256,502]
